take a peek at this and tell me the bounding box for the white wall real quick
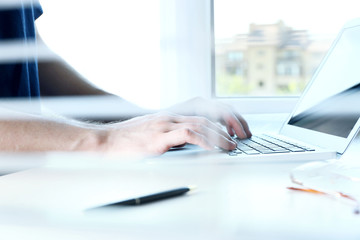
[37,0,162,109]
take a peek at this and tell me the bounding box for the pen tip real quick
[188,185,197,191]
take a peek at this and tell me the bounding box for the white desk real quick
[0,114,359,239]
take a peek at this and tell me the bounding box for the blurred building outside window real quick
[214,0,359,98]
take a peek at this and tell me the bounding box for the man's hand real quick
[168,97,252,139]
[102,112,237,155]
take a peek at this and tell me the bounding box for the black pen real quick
[100,186,196,207]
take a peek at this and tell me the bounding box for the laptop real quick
[163,18,360,162]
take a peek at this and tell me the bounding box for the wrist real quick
[73,128,109,152]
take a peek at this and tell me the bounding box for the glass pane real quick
[214,0,360,97]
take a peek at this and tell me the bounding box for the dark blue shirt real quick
[0,1,43,98]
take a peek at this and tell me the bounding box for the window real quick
[214,0,360,97]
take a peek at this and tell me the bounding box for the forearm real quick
[0,115,106,152]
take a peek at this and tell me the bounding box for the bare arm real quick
[0,114,102,152]
[0,111,236,154]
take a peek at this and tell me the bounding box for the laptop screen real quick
[287,25,360,138]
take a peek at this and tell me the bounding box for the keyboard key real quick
[258,149,277,154]
[243,150,261,155]
[228,151,238,156]
[271,147,289,151]
[228,149,244,156]
[287,147,306,152]
[255,147,272,152]
[236,144,254,151]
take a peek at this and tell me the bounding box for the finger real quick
[223,113,248,139]
[235,114,252,138]
[170,126,236,150]
[161,128,214,152]
[169,121,234,143]
[226,124,235,137]
[201,126,237,150]
[171,116,233,141]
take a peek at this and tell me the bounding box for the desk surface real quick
[0,114,359,240]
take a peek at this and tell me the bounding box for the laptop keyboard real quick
[228,134,315,156]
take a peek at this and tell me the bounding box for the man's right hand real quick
[99,112,237,155]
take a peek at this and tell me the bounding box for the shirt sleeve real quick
[0,1,43,98]
[33,0,43,20]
